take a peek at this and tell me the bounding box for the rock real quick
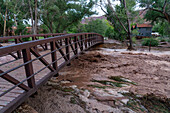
[15,104,38,113]
[115,101,124,106]
[83,90,90,98]
[47,81,59,86]
[120,107,136,113]
[70,85,77,89]
[79,94,123,113]
[60,80,71,84]
[121,99,129,104]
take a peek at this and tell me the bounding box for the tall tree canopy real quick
[0,0,96,36]
[40,0,96,33]
[99,0,140,49]
[138,0,170,23]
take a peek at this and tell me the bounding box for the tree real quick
[40,0,96,33]
[138,0,170,23]
[99,0,138,50]
[85,19,108,36]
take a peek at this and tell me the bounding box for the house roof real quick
[137,24,152,28]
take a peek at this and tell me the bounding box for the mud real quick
[13,42,170,113]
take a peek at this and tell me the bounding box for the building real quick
[137,24,152,38]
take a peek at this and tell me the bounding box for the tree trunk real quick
[3,8,7,36]
[28,0,34,34]
[123,0,133,50]
[34,0,38,34]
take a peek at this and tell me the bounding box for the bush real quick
[142,38,159,46]
[22,37,31,42]
[157,37,166,42]
[105,27,115,38]
[132,37,136,44]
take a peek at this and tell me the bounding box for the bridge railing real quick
[0,33,103,113]
[0,33,65,59]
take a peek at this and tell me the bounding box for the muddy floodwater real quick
[14,43,170,113]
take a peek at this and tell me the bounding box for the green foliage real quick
[105,27,115,38]
[85,19,108,36]
[152,22,170,36]
[138,0,170,23]
[106,0,139,42]
[40,0,96,33]
[67,23,87,33]
[0,0,96,36]
[142,38,159,46]
[132,37,136,44]
[22,37,31,42]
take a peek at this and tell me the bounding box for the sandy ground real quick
[11,40,170,113]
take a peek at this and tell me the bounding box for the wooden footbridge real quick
[0,33,104,113]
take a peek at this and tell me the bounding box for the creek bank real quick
[14,42,170,113]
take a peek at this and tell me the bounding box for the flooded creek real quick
[14,42,170,113]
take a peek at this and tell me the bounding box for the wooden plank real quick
[69,39,76,55]
[74,36,78,54]
[0,96,15,102]
[55,42,68,61]
[0,91,20,97]
[0,70,30,91]
[22,48,36,88]
[65,38,70,60]
[44,36,48,50]
[50,41,58,70]
[0,100,9,106]
[30,48,55,72]
[14,38,22,59]
[80,35,83,51]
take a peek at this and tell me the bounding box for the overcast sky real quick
[92,1,143,17]
[92,1,120,16]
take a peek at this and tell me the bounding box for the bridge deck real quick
[0,33,104,113]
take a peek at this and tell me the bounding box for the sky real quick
[92,1,120,16]
[92,0,143,17]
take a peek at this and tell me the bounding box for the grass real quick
[122,93,170,113]
[109,76,137,85]
[92,79,128,87]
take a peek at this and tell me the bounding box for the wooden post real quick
[44,36,48,50]
[50,41,57,70]
[50,41,58,77]
[60,39,62,46]
[85,35,87,48]
[32,36,37,50]
[22,48,35,88]
[74,36,78,54]
[65,38,70,65]
[80,35,83,51]
[15,38,21,59]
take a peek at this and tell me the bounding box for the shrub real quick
[142,38,159,46]
[157,37,166,42]
[132,37,136,44]
[22,37,31,42]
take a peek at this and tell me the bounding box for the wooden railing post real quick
[14,38,21,59]
[50,41,57,70]
[88,34,91,46]
[74,36,78,55]
[65,38,70,65]
[92,34,94,45]
[80,35,83,51]
[22,48,35,88]
[85,34,87,48]
[32,36,37,50]
[60,39,62,46]
[44,36,48,50]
